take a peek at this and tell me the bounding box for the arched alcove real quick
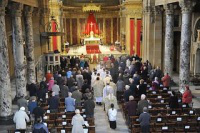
[193,18,200,42]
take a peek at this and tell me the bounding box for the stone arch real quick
[193,17,200,42]
[195,48,200,75]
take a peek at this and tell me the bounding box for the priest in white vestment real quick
[103,83,114,98]
[103,91,118,112]
[92,77,104,104]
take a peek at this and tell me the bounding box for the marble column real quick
[164,4,174,77]
[179,1,194,89]
[11,2,27,97]
[0,0,12,117]
[24,6,36,85]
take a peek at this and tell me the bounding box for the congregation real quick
[12,54,194,133]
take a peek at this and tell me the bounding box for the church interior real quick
[1,0,200,132]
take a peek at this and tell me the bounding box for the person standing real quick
[33,117,48,133]
[169,91,179,109]
[32,102,45,122]
[28,96,37,114]
[52,81,60,97]
[103,82,114,98]
[123,85,132,102]
[138,79,147,97]
[17,96,28,112]
[162,73,171,88]
[139,107,151,133]
[138,94,149,115]
[46,70,53,82]
[182,85,192,107]
[108,103,117,129]
[71,109,85,133]
[125,96,137,117]
[92,77,104,105]
[48,92,59,113]
[48,77,54,91]
[84,95,95,118]
[72,87,82,106]
[65,92,75,112]
[13,107,30,133]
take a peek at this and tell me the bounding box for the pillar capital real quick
[24,5,33,17]
[154,6,163,16]
[143,6,152,14]
[0,0,8,16]
[10,2,23,17]
[164,4,174,15]
[179,0,196,14]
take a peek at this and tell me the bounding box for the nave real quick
[2,54,200,133]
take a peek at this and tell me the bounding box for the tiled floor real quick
[94,104,129,133]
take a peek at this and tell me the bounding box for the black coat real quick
[130,83,137,97]
[28,83,37,97]
[169,96,179,108]
[48,96,59,110]
[84,99,95,117]
[124,89,132,102]
[138,84,147,97]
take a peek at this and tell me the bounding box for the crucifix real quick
[90,22,94,30]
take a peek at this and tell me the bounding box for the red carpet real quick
[86,44,101,54]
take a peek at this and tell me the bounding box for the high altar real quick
[82,12,101,45]
[84,31,101,45]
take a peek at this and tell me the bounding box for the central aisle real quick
[94,104,129,133]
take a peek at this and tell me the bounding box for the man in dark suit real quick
[84,95,95,118]
[125,95,137,116]
[138,94,149,115]
[123,85,132,102]
[48,92,59,113]
[139,107,151,133]
[125,95,137,124]
[129,78,137,97]
[138,79,147,97]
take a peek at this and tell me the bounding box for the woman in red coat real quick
[182,86,192,107]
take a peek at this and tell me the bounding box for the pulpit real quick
[45,52,60,72]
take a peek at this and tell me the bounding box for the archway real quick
[195,48,200,75]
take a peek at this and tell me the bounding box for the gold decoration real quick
[82,4,101,12]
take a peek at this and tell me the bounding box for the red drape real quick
[66,19,71,44]
[137,19,142,57]
[113,18,117,43]
[106,18,111,44]
[130,19,135,55]
[72,18,77,45]
[84,12,99,35]
[118,18,120,41]
[52,21,57,51]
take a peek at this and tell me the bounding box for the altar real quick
[84,31,101,45]
[84,37,101,45]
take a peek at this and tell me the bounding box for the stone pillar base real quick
[0,114,14,125]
